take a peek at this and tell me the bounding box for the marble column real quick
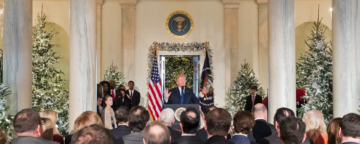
[96,0,104,82]
[223,0,239,90]
[268,0,296,123]
[3,0,32,114]
[69,0,97,131]
[258,2,269,94]
[119,0,136,82]
[332,0,360,117]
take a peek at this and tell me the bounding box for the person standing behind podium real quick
[164,75,199,104]
[245,86,262,112]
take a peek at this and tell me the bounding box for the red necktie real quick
[130,90,133,101]
[112,90,115,101]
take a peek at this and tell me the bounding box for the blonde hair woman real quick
[65,111,103,144]
[41,118,54,141]
[101,95,117,130]
[40,109,64,144]
[302,110,328,144]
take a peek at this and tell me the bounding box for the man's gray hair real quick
[160,108,175,125]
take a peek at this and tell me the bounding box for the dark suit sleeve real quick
[131,91,141,107]
[257,95,263,103]
[190,91,199,104]
[245,96,250,111]
[165,88,175,104]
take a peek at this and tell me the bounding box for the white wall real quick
[295,0,332,29]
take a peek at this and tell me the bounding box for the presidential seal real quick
[166,10,194,39]
[174,107,186,122]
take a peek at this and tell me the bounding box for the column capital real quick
[223,0,240,8]
[256,0,267,4]
[97,0,104,6]
[119,0,137,8]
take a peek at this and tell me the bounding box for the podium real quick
[163,104,199,130]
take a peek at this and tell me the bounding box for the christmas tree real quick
[103,62,125,87]
[32,9,69,136]
[225,62,265,118]
[296,12,333,123]
[0,84,14,139]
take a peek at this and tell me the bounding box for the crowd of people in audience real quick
[0,81,359,144]
[0,103,359,144]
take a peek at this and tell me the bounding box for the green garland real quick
[0,84,14,140]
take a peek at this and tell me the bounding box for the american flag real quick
[148,51,162,121]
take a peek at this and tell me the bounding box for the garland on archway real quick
[146,41,214,107]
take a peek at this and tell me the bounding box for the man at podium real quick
[164,75,199,104]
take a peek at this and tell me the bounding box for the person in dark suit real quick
[126,81,141,108]
[160,108,181,142]
[339,113,360,144]
[248,104,276,143]
[258,108,313,144]
[196,105,216,141]
[143,121,171,144]
[279,117,306,144]
[109,80,123,111]
[114,89,131,110]
[171,107,203,144]
[96,96,103,118]
[115,106,150,144]
[228,111,255,144]
[245,86,262,112]
[203,108,234,144]
[10,108,58,144]
[110,106,131,140]
[164,75,199,104]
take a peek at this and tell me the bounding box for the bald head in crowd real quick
[142,121,171,144]
[253,103,268,121]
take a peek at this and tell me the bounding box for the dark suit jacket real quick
[170,135,203,144]
[113,90,131,111]
[115,131,143,144]
[126,89,141,108]
[196,128,231,142]
[168,126,182,142]
[203,135,234,144]
[10,136,58,144]
[110,125,131,140]
[64,134,72,144]
[342,142,360,144]
[258,131,314,144]
[248,119,273,143]
[165,87,199,104]
[245,95,262,112]
[229,135,251,144]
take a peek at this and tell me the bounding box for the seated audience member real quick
[203,108,234,144]
[248,104,276,143]
[110,106,131,139]
[339,113,360,144]
[10,108,58,144]
[171,107,203,144]
[279,117,306,144]
[258,107,313,144]
[71,124,114,144]
[160,108,181,142]
[0,128,7,144]
[327,118,342,144]
[115,106,150,144]
[143,121,171,144]
[40,118,54,141]
[228,111,255,144]
[65,111,103,144]
[102,95,117,130]
[196,105,217,142]
[97,96,103,118]
[302,110,328,144]
[40,109,64,144]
